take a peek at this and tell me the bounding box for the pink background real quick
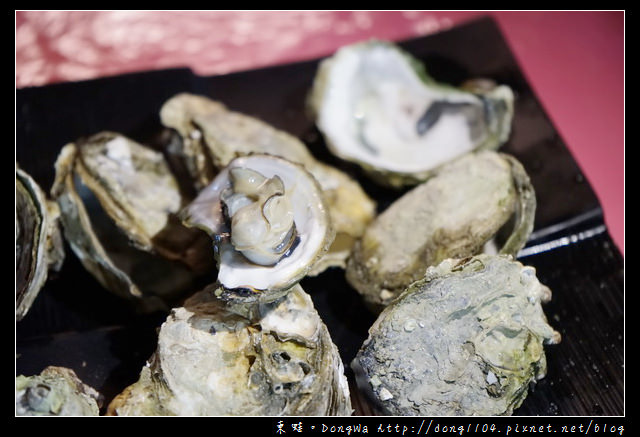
[15,11,624,255]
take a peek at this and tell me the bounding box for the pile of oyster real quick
[16,39,560,417]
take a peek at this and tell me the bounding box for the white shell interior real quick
[317,43,484,174]
[186,155,329,291]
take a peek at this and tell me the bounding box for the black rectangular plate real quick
[16,16,624,416]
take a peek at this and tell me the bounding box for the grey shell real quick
[16,366,101,416]
[107,284,353,416]
[352,254,561,416]
[50,131,215,311]
[16,167,65,320]
[346,150,536,311]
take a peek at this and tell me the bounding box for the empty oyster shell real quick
[160,93,376,274]
[346,150,536,311]
[50,132,215,310]
[181,154,333,302]
[107,284,352,416]
[352,254,560,416]
[16,366,101,416]
[16,167,65,320]
[308,40,514,187]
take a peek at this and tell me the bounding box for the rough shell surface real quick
[16,366,101,416]
[50,131,215,310]
[352,254,561,416]
[181,154,334,300]
[346,150,535,311]
[107,284,353,416]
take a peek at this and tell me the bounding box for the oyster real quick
[308,40,514,187]
[352,254,561,416]
[51,131,215,310]
[182,154,333,302]
[16,167,65,320]
[160,93,376,273]
[107,284,352,416]
[158,93,225,190]
[16,366,101,416]
[346,150,535,311]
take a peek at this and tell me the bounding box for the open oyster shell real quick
[346,150,535,311]
[16,366,101,416]
[107,284,352,416]
[308,40,514,187]
[352,254,561,416]
[16,167,65,320]
[181,154,333,302]
[160,93,376,274]
[50,131,215,310]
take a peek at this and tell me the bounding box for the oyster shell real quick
[346,150,535,311]
[16,167,65,320]
[160,93,376,273]
[50,131,215,310]
[181,154,333,302]
[107,284,352,416]
[158,93,225,190]
[16,366,101,416]
[352,254,561,416]
[308,40,514,187]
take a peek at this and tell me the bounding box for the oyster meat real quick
[107,284,352,416]
[16,366,101,416]
[346,150,536,311]
[352,254,561,416]
[51,131,215,310]
[160,93,376,273]
[16,167,65,320]
[182,154,333,302]
[309,40,514,187]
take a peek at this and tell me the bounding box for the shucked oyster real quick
[107,284,352,416]
[346,150,535,311]
[160,93,376,273]
[16,366,101,416]
[309,40,514,187]
[16,167,65,320]
[182,154,333,302]
[51,132,215,310]
[352,254,561,416]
